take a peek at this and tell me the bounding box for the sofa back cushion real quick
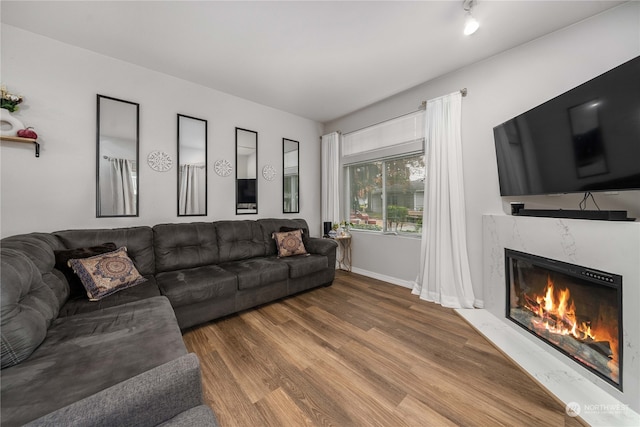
[153,223,219,273]
[1,248,59,368]
[215,220,265,263]
[257,218,311,256]
[1,233,69,310]
[54,227,155,276]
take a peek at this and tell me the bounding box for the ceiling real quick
[0,1,625,123]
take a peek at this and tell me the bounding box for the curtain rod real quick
[420,88,468,109]
[325,88,468,138]
[103,155,137,163]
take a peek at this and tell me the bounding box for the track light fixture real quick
[463,0,479,36]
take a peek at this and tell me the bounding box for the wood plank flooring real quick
[183,271,587,427]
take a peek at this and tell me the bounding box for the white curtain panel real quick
[321,132,341,226]
[179,164,206,215]
[109,158,135,215]
[412,91,476,309]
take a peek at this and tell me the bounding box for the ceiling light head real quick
[464,12,479,35]
[462,0,479,36]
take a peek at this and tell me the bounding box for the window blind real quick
[342,110,425,165]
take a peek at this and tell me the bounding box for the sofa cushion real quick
[280,254,329,279]
[54,227,155,276]
[220,258,289,290]
[272,229,308,258]
[1,248,60,369]
[0,296,186,426]
[153,223,219,273]
[1,233,61,272]
[2,233,69,309]
[58,276,161,317]
[54,243,117,299]
[215,220,266,263]
[157,265,237,308]
[68,247,147,301]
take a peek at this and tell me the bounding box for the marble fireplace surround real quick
[459,214,639,426]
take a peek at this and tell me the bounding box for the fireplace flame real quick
[532,276,595,341]
[525,275,619,371]
[515,272,619,384]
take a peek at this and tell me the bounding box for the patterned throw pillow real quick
[272,229,308,258]
[54,243,117,299]
[279,226,310,247]
[68,247,147,301]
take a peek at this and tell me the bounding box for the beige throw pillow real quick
[272,229,308,258]
[68,247,147,301]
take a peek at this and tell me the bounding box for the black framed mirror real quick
[96,94,139,217]
[283,138,299,213]
[236,127,258,214]
[177,114,207,216]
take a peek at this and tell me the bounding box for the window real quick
[343,110,425,235]
[347,154,425,234]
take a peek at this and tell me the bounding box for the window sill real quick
[349,228,422,239]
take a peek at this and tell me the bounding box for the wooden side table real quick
[329,234,352,271]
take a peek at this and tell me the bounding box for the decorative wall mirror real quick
[236,127,258,214]
[96,95,139,217]
[283,138,299,213]
[177,114,207,216]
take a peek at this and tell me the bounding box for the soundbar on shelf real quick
[510,204,634,221]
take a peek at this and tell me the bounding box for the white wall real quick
[0,25,323,238]
[324,3,640,304]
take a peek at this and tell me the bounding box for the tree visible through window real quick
[347,154,425,234]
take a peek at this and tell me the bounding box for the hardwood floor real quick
[183,271,587,426]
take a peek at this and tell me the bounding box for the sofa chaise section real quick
[24,353,217,427]
[0,231,215,426]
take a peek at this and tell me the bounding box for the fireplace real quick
[505,248,623,390]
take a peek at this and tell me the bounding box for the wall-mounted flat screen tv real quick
[493,56,640,197]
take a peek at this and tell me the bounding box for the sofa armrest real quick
[26,353,218,427]
[305,237,338,256]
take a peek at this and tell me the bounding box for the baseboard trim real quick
[345,268,485,308]
[349,267,414,289]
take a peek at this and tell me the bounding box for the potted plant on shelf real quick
[0,85,25,137]
[1,85,23,113]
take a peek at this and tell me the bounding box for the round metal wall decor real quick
[147,150,173,172]
[214,159,233,177]
[262,165,277,181]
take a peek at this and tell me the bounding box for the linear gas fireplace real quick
[505,249,623,390]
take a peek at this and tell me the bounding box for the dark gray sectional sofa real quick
[1,218,337,426]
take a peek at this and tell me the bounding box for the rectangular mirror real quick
[283,138,299,213]
[236,127,258,214]
[96,95,139,217]
[178,114,207,216]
